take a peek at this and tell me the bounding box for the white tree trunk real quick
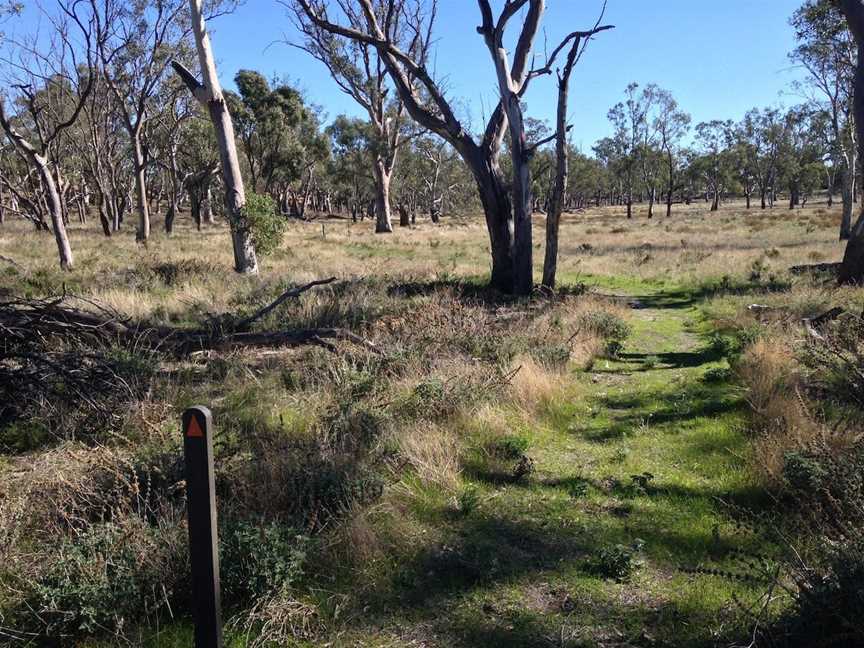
[176,0,258,274]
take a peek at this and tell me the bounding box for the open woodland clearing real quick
[3,200,864,647]
[4,0,864,646]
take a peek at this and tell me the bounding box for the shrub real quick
[220,519,308,604]
[577,311,631,357]
[21,519,186,639]
[486,433,530,460]
[701,366,732,383]
[782,451,828,493]
[586,542,643,582]
[243,192,286,257]
[801,314,864,411]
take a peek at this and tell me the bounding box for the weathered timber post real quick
[182,406,223,648]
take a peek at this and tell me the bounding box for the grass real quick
[0,199,857,646]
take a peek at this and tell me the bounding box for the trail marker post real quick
[182,406,223,648]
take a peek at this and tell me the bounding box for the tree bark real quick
[840,157,855,240]
[131,132,150,241]
[0,107,74,269]
[542,36,580,290]
[372,159,393,233]
[838,3,864,281]
[174,0,258,274]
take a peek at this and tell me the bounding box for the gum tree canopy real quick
[291,0,610,295]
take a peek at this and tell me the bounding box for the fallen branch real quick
[0,291,381,358]
[235,277,337,331]
[0,254,25,272]
[789,262,841,276]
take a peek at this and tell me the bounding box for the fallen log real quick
[802,306,846,341]
[789,262,841,276]
[0,281,382,357]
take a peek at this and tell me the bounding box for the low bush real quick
[585,542,643,582]
[243,192,286,257]
[221,519,309,604]
[577,311,632,357]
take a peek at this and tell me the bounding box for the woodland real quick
[2,1,864,646]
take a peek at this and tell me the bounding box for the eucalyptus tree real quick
[741,108,786,209]
[93,0,194,242]
[608,83,649,219]
[693,120,735,212]
[0,0,103,269]
[416,136,459,223]
[836,0,864,281]
[327,114,375,220]
[290,0,611,295]
[593,136,626,206]
[791,0,856,238]
[652,88,690,217]
[226,70,306,194]
[778,106,826,209]
[543,23,608,288]
[289,0,430,234]
[173,0,258,273]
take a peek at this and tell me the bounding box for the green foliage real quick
[220,520,308,603]
[577,311,632,356]
[486,434,530,460]
[25,521,185,637]
[707,333,742,359]
[629,471,655,494]
[530,343,571,369]
[701,366,733,383]
[586,542,643,582]
[782,452,828,493]
[243,192,285,257]
[455,486,480,515]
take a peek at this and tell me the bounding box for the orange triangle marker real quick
[186,416,204,438]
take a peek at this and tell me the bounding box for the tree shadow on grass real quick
[355,502,761,648]
[599,279,790,312]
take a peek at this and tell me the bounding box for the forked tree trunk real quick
[0,109,74,269]
[464,145,516,293]
[542,36,579,290]
[373,159,393,233]
[174,0,258,274]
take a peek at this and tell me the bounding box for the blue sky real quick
[207,0,808,151]
[4,0,810,150]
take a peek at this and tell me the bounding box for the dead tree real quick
[172,0,259,274]
[541,41,580,289]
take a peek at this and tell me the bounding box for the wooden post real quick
[182,406,223,648]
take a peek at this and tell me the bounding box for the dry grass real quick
[395,421,461,492]
[736,336,861,483]
[0,199,849,319]
[1,197,854,644]
[736,337,802,434]
[508,355,563,413]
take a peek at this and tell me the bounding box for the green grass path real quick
[143,284,775,648]
[350,284,772,647]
